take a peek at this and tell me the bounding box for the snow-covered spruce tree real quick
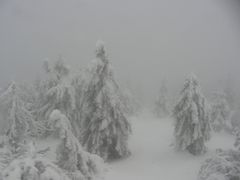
[0,141,71,180]
[210,92,232,133]
[80,41,131,160]
[37,58,79,136]
[0,82,39,152]
[173,75,211,155]
[49,110,105,180]
[154,81,169,118]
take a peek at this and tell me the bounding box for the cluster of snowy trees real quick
[0,41,133,180]
[0,40,239,180]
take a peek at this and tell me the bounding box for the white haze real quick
[0,0,239,104]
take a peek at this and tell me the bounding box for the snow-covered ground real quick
[105,109,235,180]
[34,108,235,180]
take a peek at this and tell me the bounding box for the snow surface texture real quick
[105,109,235,180]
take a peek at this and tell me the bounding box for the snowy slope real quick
[105,109,235,180]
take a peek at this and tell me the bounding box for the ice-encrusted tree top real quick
[96,40,108,62]
[173,74,211,155]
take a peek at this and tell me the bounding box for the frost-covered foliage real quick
[173,75,211,155]
[154,81,169,118]
[210,92,232,133]
[0,82,39,151]
[49,110,105,180]
[80,41,131,160]
[0,141,71,180]
[37,58,79,136]
[198,149,240,180]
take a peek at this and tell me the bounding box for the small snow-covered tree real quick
[154,81,169,118]
[210,92,232,133]
[120,88,140,116]
[173,75,211,155]
[0,82,38,152]
[49,110,105,180]
[80,41,131,160]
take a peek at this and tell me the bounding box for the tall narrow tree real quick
[210,92,232,133]
[154,80,169,118]
[80,41,131,160]
[173,75,211,155]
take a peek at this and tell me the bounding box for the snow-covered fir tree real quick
[49,110,105,180]
[154,80,169,118]
[210,92,232,133]
[36,58,79,136]
[80,41,131,160]
[173,75,211,155]
[0,82,39,152]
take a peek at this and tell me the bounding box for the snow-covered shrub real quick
[0,153,71,180]
[173,74,211,155]
[154,81,169,118]
[49,110,105,180]
[198,149,240,180]
[210,92,232,133]
[80,41,131,160]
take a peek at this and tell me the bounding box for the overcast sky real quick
[0,0,239,103]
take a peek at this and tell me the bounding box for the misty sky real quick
[0,0,239,103]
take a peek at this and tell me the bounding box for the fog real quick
[0,0,240,104]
